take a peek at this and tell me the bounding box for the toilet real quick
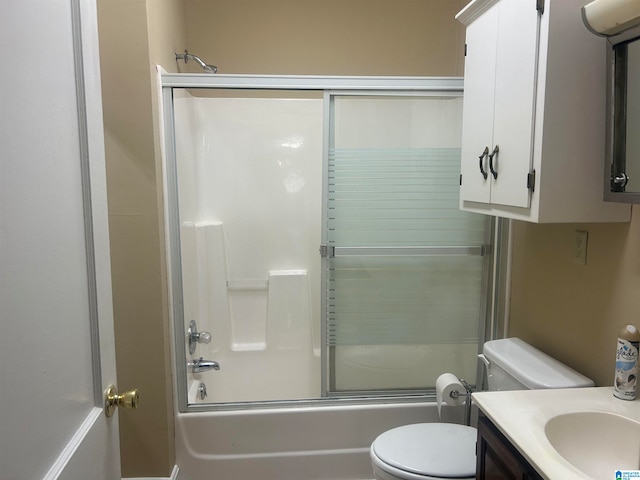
[369,337,594,480]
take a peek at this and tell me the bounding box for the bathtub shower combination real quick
[160,74,499,480]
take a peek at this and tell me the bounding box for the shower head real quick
[175,50,218,74]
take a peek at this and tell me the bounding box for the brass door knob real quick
[104,385,139,417]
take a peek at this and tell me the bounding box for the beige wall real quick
[97,0,187,476]
[184,0,467,76]
[509,210,640,386]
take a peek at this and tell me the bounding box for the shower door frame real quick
[160,73,500,412]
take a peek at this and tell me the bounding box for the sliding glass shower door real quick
[161,76,494,409]
[324,94,490,394]
[171,89,324,404]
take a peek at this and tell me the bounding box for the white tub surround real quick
[473,386,640,480]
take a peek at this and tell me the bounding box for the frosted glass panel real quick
[328,256,484,345]
[328,147,485,246]
[327,95,489,391]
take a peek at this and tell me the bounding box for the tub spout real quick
[188,357,221,373]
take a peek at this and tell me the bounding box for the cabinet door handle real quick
[488,145,499,180]
[478,146,489,180]
[612,173,629,191]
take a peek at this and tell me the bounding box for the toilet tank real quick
[481,337,594,391]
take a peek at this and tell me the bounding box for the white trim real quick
[171,465,180,480]
[122,465,180,480]
[42,408,102,480]
[455,0,501,25]
[70,0,103,405]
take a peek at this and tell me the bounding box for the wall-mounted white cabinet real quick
[457,0,631,223]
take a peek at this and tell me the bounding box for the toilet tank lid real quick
[483,337,594,389]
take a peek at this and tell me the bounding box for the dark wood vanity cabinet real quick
[476,414,543,480]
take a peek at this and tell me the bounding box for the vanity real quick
[473,387,640,479]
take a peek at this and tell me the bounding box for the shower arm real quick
[175,50,217,73]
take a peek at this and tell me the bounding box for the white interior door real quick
[0,1,121,479]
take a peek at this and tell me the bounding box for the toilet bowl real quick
[370,337,594,480]
[370,423,476,480]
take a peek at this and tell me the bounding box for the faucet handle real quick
[187,320,212,354]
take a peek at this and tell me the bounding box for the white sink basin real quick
[545,411,640,479]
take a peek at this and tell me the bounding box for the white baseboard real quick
[122,464,179,480]
[171,465,180,480]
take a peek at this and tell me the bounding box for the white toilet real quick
[369,337,594,480]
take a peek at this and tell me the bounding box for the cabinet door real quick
[490,0,540,208]
[477,415,543,480]
[459,4,498,204]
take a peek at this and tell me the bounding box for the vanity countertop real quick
[472,386,640,480]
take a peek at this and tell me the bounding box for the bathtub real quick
[175,400,466,480]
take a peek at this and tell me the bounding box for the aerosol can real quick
[614,324,640,400]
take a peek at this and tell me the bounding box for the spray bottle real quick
[614,324,640,400]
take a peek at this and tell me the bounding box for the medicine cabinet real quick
[603,25,640,203]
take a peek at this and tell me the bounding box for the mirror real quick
[605,25,640,203]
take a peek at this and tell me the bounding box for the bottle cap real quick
[619,324,640,341]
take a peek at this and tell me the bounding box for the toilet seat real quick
[370,423,477,479]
